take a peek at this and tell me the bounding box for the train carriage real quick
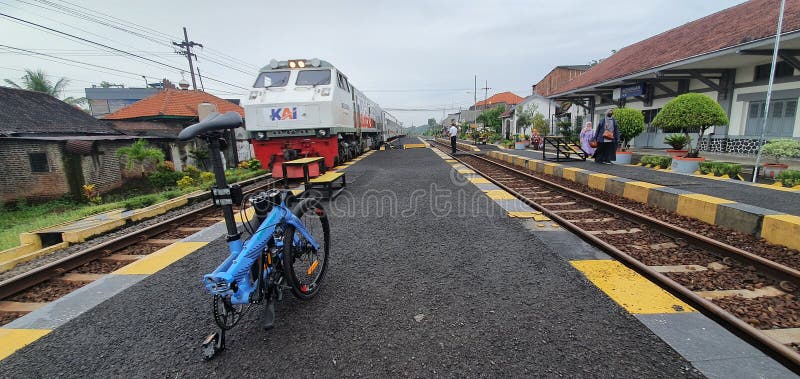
[244,58,401,175]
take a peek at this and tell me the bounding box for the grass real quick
[0,169,268,251]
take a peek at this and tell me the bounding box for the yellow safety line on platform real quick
[570,260,694,314]
[468,177,490,184]
[483,190,516,200]
[507,212,551,221]
[113,242,208,275]
[457,169,475,174]
[0,329,51,361]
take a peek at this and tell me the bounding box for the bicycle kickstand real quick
[202,328,226,360]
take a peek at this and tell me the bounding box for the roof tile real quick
[103,89,244,120]
[474,91,524,107]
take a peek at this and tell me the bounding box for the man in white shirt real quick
[449,120,458,154]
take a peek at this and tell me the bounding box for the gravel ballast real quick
[0,146,702,377]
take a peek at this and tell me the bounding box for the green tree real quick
[531,112,548,135]
[652,93,728,157]
[427,118,437,128]
[476,105,505,134]
[4,68,87,109]
[613,107,646,150]
[515,104,537,136]
[116,139,165,177]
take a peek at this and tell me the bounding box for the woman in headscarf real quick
[593,109,619,164]
[579,121,596,156]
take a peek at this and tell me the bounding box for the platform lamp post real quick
[752,0,786,182]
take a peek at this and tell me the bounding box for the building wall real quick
[80,141,127,194]
[536,68,587,97]
[0,140,70,203]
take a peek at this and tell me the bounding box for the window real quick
[754,61,795,81]
[337,73,351,93]
[744,99,797,137]
[253,71,290,87]
[296,70,331,86]
[29,152,49,173]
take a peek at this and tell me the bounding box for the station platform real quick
[0,141,794,377]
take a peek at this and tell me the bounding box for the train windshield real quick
[254,71,290,87]
[296,70,331,86]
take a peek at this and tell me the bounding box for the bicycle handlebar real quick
[177,111,243,141]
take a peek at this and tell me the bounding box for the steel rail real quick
[443,148,800,372]
[0,177,281,300]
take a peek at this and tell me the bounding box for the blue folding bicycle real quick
[177,112,330,360]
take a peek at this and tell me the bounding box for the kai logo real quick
[270,107,302,121]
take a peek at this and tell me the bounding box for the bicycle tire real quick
[283,198,330,299]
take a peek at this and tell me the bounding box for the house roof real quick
[555,65,591,71]
[103,89,245,120]
[474,91,524,108]
[552,0,800,96]
[0,86,119,137]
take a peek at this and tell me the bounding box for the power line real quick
[0,12,250,91]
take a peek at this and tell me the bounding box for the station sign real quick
[613,84,646,99]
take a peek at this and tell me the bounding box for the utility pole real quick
[473,75,477,109]
[197,67,206,91]
[481,80,491,110]
[173,27,202,90]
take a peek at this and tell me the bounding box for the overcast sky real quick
[0,0,747,127]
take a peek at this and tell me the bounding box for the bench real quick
[307,171,346,199]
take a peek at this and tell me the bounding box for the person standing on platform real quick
[580,121,596,156]
[593,109,619,164]
[531,129,543,150]
[449,120,459,154]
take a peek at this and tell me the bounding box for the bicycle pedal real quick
[262,301,275,330]
[202,331,225,360]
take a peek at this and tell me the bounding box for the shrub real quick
[148,163,184,189]
[664,134,691,150]
[761,138,800,163]
[641,155,672,169]
[652,93,728,158]
[698,162,742,178]
[200,171,215,184]
[177,175,195,189]
[776,169,800,187]
[181,165,201,180]
[122,194,159,210]
[613,108,645,150]
[246,159,262,170]
[81,184,102,204]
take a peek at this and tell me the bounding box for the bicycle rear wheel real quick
[283,198,330,300]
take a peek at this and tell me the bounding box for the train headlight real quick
[257,132,266,139]
[297,60,306,68]
[289,61,297,68]
[311,58,321,67]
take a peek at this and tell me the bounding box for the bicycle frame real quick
[202,198,320,305]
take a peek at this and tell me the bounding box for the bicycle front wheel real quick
[283,198,330,300]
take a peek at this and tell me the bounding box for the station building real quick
[549,0,800,153]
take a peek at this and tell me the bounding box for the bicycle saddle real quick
[177,111,243,141]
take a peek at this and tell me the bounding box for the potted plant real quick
[663,134,691,157]
[652,93,729,173]
[612,107,645,164]
[760,138,800,178]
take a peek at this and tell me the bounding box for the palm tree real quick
[4,69,87,108]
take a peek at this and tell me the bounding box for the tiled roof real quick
[474,91,524,107]
[0,86,118,136]
[104,89,245,120]
[552,0,800,96]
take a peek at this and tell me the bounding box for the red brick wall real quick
[80,141,126,194]
[536,68,587,97]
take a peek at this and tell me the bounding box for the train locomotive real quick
[244,58,402,175]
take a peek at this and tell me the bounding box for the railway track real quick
[0,177,282,326]
[431,139,800,371]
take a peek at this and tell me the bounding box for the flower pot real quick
[762,163,789,178]
[671,156,705,173]
[666,149,688,158]
[613,151,632,164]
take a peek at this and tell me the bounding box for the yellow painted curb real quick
[570,260,694,314]
[676,194,734,225]
[113,241,208,275]
[623,181,664,204]
[587,173,615,191]
[761,214,800,251]
[0,329,51,361]
[484,190,516,200]
[561,167,582,182]
[0,242,69,273]
[62,219,128,243]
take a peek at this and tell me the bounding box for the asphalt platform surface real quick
[0,143,703,377]
[507,147,800,216]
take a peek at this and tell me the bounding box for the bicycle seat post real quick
[206,134,240,242]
